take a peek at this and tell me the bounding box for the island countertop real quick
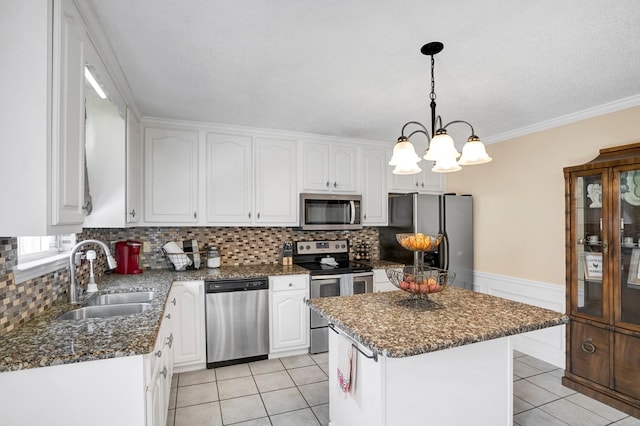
[307,287,568,358]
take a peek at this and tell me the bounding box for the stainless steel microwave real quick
[300,193,362,230]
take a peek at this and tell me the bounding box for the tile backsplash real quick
[1,226,379,336]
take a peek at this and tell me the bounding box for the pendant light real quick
[390,42,492,174]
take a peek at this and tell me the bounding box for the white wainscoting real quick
[474,271,566,369]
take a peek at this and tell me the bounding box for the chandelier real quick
[389,42,492,174]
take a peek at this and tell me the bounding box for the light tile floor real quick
[166,351,640,426]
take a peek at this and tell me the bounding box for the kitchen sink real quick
[85,291,155,306]
[56,303,152,320]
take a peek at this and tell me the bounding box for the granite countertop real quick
[0,265,308,372]
[307,287,568,358]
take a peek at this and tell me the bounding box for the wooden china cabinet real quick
[563,142,640,418]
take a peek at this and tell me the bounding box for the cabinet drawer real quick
[614,332,640,399]
[271,275,308,292]
[570,321,610,387]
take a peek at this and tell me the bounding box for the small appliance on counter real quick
[114,240,143,274]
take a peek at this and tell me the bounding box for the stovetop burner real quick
[292,239,372,275]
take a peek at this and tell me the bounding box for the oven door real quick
[352,271,374,294]
[310,275,340,327]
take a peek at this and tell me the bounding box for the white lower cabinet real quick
[269,275,310,355]
[145,298,174,426]
[170,280,206,371]
[374,268,401,292]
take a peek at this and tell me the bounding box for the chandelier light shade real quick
[390,41,492,174]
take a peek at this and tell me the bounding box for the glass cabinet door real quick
[616,169,640,328]
[574,173,607,319]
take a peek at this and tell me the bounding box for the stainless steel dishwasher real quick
[205,277,269,368]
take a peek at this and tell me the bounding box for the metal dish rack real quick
[162,248,208,271]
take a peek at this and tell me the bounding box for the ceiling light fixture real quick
[389,42,492,174]
[84,66,107,99]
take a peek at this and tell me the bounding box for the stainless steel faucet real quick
[68,239,118,304]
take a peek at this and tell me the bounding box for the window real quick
[17,234,76,263]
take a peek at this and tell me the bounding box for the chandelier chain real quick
[429,54,436,101]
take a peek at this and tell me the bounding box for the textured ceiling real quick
[86,0,640,145]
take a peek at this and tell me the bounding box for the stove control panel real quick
[295,239,348,255]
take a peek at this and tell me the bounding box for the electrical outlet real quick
[143,242,151,253]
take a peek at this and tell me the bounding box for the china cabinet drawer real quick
[569,321,610,387]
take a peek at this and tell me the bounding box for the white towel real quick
[339,274,353,296]
[162,242,192,271]
[337,334,357,398]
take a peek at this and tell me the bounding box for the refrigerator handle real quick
[441,234,450,270]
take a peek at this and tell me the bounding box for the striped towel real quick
[180,239,201,269]
[337,334,357,399]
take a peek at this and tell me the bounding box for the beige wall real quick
[445,106,640,286]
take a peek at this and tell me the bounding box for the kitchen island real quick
[307,288,568,426]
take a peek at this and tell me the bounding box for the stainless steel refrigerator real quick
[378,193,474,290]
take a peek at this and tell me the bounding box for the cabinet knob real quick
[257,212,260,219]
[167,333,174,348]
[248,212,251,219]
[194,211,197,219]
[161,366,168,378]
[333,182,337,188]
[364,214,367,220]
[326,181,330,187]
[171,298,176,305]
[155,350,162,358]
[165,313,171,320]
[415,182,419,187]
[288,282,293,287]
[581,338,596,354]
[421,182,425,188]
[129,209,136,218]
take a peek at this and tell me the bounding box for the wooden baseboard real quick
[562,375,640,419]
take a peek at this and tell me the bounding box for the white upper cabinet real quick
[206,133,253,224]
[254,137,298,224]
[301,142,358,193]
[388,163,444,194]
[126,109,142,224]
[206,132,297,225]
[1,0,88,235]
[144,127,199,223]
[361,147,388,225]
[51,0,87,227]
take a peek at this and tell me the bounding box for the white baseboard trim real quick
[474,271,566,369]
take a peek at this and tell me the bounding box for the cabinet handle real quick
[364,213,367,220]
[603,241,609,255]
[194,211,197,219]
[165,313,171,320]
[326,181,330,187]
[421,182,425,188]
[333,182,337,188]
[129,209,136,218]
[415,182,419,187]
[167,333,174,348]
[171,298,176,305]
[257,212,260,219]
[155,350,162,358]
[248,212,251,219]
[581,338,596,354]
[288,282,293,287]
[161,366,168,378]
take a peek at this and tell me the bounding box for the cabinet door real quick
[144,127,199,223]
[126,109,141,224]
[206,132,253,223]
[389,171,418,193]
[332,145,357,192]
[570,171,611,322]
[301,142,331,191]
[362,148,388,225]
[569,321,610,388]
[614,332,640,399]
[271,290,309,352]
[171,281,206,368]
[614,167,640,331]
[51,0,86,226]
[418,168,444,193]
[255,138,298,224]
